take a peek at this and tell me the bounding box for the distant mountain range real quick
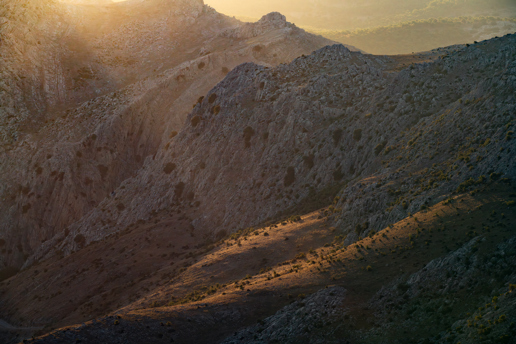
[314,16,516,55]
[208,0,516,31]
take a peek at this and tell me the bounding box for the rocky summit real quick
[0,1,515,344]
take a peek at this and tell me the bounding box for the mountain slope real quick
[1,33,514,343]
[37,33,515,263]
[0,0,334,272]
[15,185,516,344]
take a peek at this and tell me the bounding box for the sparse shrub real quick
[208,93,217,103]
[490,172,502,181]
[456,175,485,192]
[198,62,205,69]
[174,182,185,198]
[22,204,31,214]
[366,265,372,271]
[333,129,343,145]
[243,127,255,148]
[374,142,386,156]
[221,66,229,74]
[384,145,396,155]
[303,155,314,169]
[169,131,178,138]
[284,167,296,187]
[191,116,201,127]
[163,162,176,174]
[353,128,362,141]
[355,223,362,235]
[295,252,306,260]
[333,168,344,181]
[212,105,221,115]
[74,234,86,247]
[288,215,301,223]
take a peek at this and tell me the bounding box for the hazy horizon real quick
[204,0,516,31]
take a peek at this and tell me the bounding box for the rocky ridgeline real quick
[221,12,294,39]
[2,29,514,344]
[332,34,516,241]
[40,33,516,265]
[0,0,333,271]
[42,44,396,259]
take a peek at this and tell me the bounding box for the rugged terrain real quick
[0,0,335,272]
[0,1,515,344]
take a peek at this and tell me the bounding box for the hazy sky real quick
[203,0,516,31]
[204,0,289,19]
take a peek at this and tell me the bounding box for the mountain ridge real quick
[0,2,515,344]
[0,0,334,272]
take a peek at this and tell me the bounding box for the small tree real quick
[353,128,362,141]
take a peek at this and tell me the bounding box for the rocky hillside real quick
[0,0,333,271]
[34,32,515,264]
[0,2,515,344]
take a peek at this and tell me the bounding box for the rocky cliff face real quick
[0,0,334,271]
